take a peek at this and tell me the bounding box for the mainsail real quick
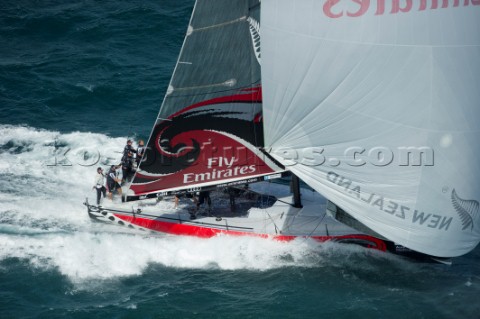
[130,0,283,199]
[261,1,480,257]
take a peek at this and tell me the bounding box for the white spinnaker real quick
[261,1,480,257]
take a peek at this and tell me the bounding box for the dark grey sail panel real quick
[160,0,261,118]
[130,0,281,197]
[190,0,254,28]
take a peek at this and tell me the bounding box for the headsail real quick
[129,0,283,199]
[261,1,480,257]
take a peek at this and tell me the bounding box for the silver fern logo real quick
[451,189,479,231]
[247,17,261,65]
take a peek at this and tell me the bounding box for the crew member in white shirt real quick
[93,167,106,205]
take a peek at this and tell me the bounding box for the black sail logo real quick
[451,189,479,231]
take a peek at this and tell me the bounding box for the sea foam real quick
[0,125,363,283]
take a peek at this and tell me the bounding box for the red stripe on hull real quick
[115,214,387,252]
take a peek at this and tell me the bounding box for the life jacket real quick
[137,146,145,157]
[136,146,145,165]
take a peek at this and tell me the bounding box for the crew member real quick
[123,139,136,157]
[136,139,145,167]
[93,167,106,205]
[196,191,212,212]
[107,165,122,199]
[121,151,135,183]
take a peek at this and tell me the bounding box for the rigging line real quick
[259,148,286,171]
[275,198,296,206]
[261,180,281,234]
[301,209,327,244]
[264,208,280,235]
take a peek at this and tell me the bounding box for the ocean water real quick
[1,1,479,318]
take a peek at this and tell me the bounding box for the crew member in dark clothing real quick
[121,151,135,183]
[123,139,137,157]
[106,165,122,199]
[228,187,237,212]
[196,191,212,212]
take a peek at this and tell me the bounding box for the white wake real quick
[0,125,374,283]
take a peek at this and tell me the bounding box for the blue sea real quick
[1,1,479,318]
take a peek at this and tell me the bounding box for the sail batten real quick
[190,16,247,33]
[169,80,238,92]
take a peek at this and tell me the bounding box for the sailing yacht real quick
[85,0,480,262]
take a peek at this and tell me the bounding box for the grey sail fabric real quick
[261,0,480,257]
[131,0,283,197]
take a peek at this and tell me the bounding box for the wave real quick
[0,229,356,284]
[0,125,384,284]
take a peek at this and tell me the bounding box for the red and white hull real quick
[86,184,388,252]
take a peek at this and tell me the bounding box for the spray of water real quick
[0,125,374,283]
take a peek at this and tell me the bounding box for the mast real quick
[290,174,302,208]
